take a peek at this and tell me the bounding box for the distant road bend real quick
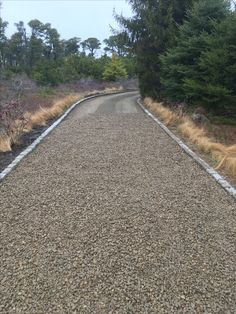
[0,92,235,313]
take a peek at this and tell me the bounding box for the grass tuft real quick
[145,98,180,125]
[144,97,236,178]
[0,135,12,152]
[26,94,80,129]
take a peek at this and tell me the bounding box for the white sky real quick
[1,0,133,42]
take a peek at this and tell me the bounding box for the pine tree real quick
[0,17,8,72]
[116,0,196,98]
[81,38,101,57]
[102,54,128,81]
[194,10,236,114]
[160,0,231,108]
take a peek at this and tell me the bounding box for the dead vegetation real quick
[0,136,11,152]
[25,94,81,130]
[144,97,236,177]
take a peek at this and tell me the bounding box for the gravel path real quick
[0,92,235,313]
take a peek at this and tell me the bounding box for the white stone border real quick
[137,98,236,200]
[0,91,133,182]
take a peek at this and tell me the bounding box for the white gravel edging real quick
[137,98,236,200]
[0,91,131,182]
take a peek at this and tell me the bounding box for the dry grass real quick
[104,86,123,93]
[0,136,11,152]
[209,124,236,146]
[144,97,180,125]
[26,94,80,130]
[144,97,236,177]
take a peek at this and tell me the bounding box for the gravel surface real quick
[0,92,235,313]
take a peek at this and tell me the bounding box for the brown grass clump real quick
[144,97,236,178]
[0,135,12,152]
[145,97,180,125]
[105,86,123,92]
[214,145,236,176]
[26,94,80,130]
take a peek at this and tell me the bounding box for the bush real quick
[32,59,64,86]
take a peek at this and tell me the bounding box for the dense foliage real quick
[116,0,196,99]
[118,0,236,115]
[0,18,136,85]
[103,54,128,81]
[161,0,235,114]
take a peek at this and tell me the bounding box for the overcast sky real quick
[1,0,133,42]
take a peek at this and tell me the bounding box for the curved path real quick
[0,92,235,313]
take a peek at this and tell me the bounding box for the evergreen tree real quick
[43,23,62,60]
[103,54,128,81]
[28,20,44,69]
[81,38,101,57]
[191,10,236,114]
[0,17,8,72]
[160,0,231,111]
[104,32,130,57]
[63,37,80,56]
[116,0,196,98]
[8,21,28,71]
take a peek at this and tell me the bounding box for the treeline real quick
[0,19,136,85]
[118,0,236,115]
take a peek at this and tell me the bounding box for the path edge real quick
[0,91,135,182]
[137,98,236,200]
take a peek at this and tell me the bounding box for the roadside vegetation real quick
[144,98,236,177]
[116,0,236,178]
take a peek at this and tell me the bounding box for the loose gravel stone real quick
[0,92,235,313]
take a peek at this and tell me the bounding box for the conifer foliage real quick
[103,54,128,81]
[117,0,195,99]
[160,0,234,114]
[118,0,236,115]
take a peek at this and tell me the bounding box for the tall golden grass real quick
[0,136,11,152]
[144,97,236,177]
[25,94,80,130]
